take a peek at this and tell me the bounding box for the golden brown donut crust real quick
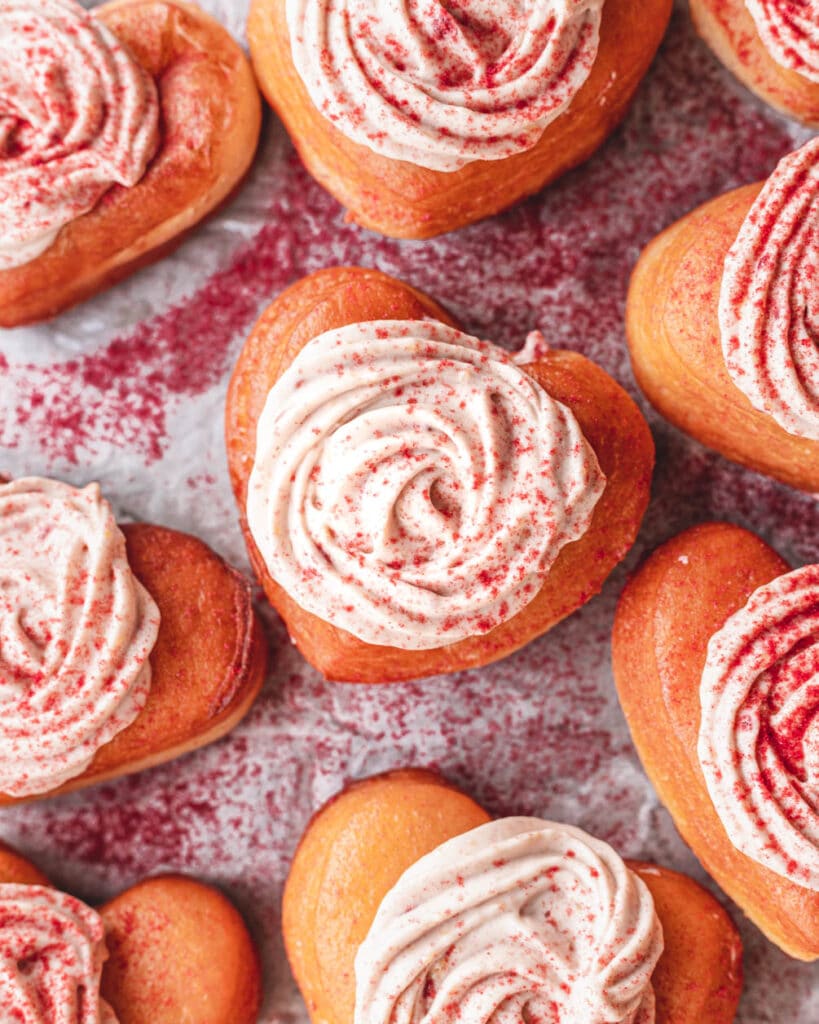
[0,0,262,327]
[0,841,51,887]
[0,520,268,805]
[612,522,819,961]
[691,0,819,125]
[282,768,743,1024]
[0,846,262,1024]
[626,181,819,492]
[226,266,654,683]
[100,875,262,1024]
[247,0,672,238]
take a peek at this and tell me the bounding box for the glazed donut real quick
[626,137,819,492]
[247,0,672,238]
[613,522,819,961]
[283,769,743,1024]
[0,842,261,1024]
[226,266,654,682]
[691,0,819,125]
[0,476,267,804]
[0,0,261,326]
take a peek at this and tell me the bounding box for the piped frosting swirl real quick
[0,884,118,1024]
[0,0,159,270]
[719,136,819,441]
[698,564,819,890]
[354,817,664,1024]
[0,477,160,797]
[285,0,605,171]
[246,319,605,650]
[746,0,819,82]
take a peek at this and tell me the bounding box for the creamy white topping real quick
[0,0,159,270]
[698,565,819,890]
[514,329,551,365]
[0,477,160,797]
[0,884,118,1024]
[286,0,605,171]
[247,320,605,650]
[354,817,663,1024]
[746,0,819,82]
[719,136,819,441]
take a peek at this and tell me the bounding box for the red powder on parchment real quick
[0,9,817,1023]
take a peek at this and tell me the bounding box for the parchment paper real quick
[1,2,817,1021]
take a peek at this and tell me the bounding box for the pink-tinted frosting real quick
[0,0,159,270]
[354,818,663,1024]
[746,0,819,81]
[719,136,819,441]
[247,319,605,650]
[698,564,819,890]
[0,884,118,1023]
[286,0,605,171]
[0,477,160,797]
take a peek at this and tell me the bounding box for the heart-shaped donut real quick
[690,0,819,125]
[626,147,819,493]
[0,841,261,1024]
[246,0,671,239]
[282,768,743,1024]
[0,481,267,805]
[612,521,819,961]
[225,266,654,682]
[0,0,261,327]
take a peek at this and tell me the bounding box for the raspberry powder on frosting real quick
[698,564,819,890]
[0,0,159,270]
[746,0,819,82]
[355,818,663,1024]
[0,477,160,797]
[719,136,819,441]
[0,884,118,1024]
[247,320,605,650]
[286,0,605,171]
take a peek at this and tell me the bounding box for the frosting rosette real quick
[247,320,605,650]
[354,817,664,1024]
[0,477,160,797]
[698,564,819,890]
[0,0,159,270]
[746,0,819,82]
[719,136,819,441]
[0,885,118,1024]
[285,0,605,171]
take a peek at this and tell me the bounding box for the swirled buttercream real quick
[698,564,819,890]
[247,320,605,650]
[0,477,160,797]
[354,817,663,1024]
[719,136,819,441]
[285,0,605,171]
[0,884,117,1024]
[746,0,819,82]
[0,0,159,270]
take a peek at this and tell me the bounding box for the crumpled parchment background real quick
[1,2,817,1021]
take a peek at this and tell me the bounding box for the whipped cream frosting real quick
[746,0,819,82]
[354,817,664,1024]
[286,0,605,172]
[719,136,819,441]
[0,0,159,271]
[0,477,160,797]
[698,565,819,890]
[247,320,605,650]
[0,884,118,1024]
